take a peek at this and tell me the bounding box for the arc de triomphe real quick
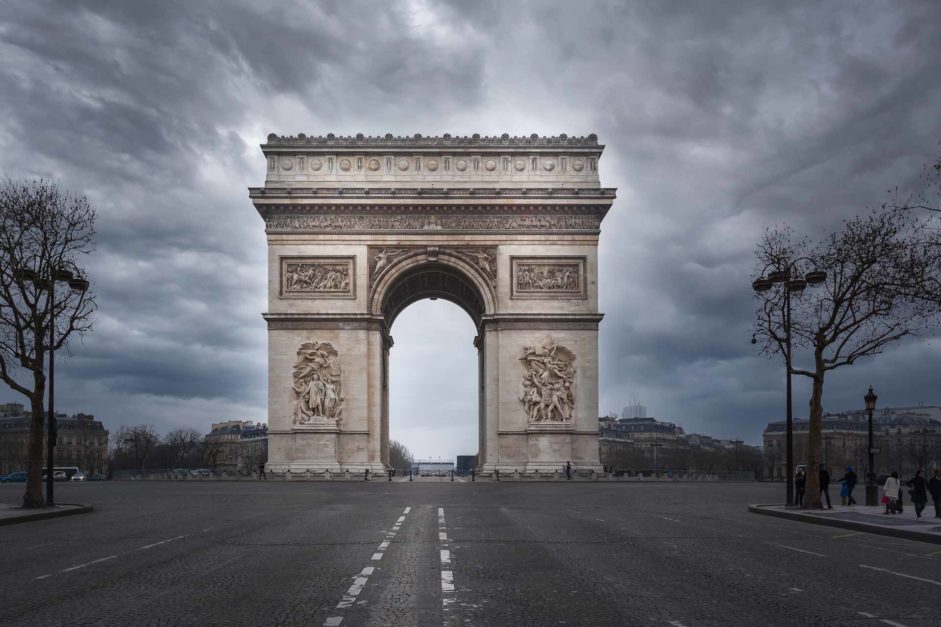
[250,133,615,475]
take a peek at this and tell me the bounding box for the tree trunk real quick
[803,360,826,509]
[23,390,46,508]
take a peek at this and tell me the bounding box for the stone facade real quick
[250,133,615,475]
[204,420,269,475]
[0,403,109,474]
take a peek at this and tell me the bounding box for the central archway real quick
[371,251,493,468]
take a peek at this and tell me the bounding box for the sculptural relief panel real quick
[520,338,576,423]
[511,257,586,299]
[292,341,344,426]
[280,256,355,298]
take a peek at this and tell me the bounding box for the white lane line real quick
[60,554,118,573]
[35,574,51,580]
[831,532,862,539]
[140,535,185,550]
[859,564,941,587]
[659,516,679,523]
[667,621,688,627]
[879,620,909,627]
[766,543,826,557]
[789,587,804,593]
[858,613,877,618]
[439,507,457,622]
[325,505,412,625]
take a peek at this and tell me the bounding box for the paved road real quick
[1,481,940,626]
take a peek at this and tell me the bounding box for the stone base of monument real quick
[266,463,387,480]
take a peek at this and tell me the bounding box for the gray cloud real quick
[1,0,939,449]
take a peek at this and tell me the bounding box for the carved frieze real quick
[520,339,576,423]
[280,257,355,299]
[292,341,344,425]
[511,257,586,299]
[265,213,601,234]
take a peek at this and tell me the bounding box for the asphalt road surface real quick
[1,480,940,626]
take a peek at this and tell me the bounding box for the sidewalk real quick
[0,503,93,527]
[749,502,941,545]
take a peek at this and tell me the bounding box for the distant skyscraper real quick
[622,402,647,419]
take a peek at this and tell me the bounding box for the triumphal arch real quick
[250,133,615,475]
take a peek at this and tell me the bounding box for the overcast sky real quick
[2,1,940,459]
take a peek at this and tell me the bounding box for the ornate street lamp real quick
[19,266,89,505]
[864,386,878,506]
[752,261,827,506]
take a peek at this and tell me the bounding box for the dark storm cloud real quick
[1,0,939,446]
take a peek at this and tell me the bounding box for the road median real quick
[0,503,93,526]
[749,503,941,545]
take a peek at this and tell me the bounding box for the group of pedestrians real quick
[883,468,941,518]
[794,465,941,518]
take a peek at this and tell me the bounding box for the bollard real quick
[496,469,500,481]
[365,468,369,481]
[388,469,393,482]
[409,470,413,481]
[471,469,475,482]
[450,470,454,482]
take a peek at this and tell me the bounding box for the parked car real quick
[87,473,107,481]
[190,468,212,478]
[42,470,68,482]
[1,471,28,483]
[70,472,86,482]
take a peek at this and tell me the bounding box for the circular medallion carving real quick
[572,160,584,172]
[543,160,556,171]
[456,159,468,172]
[280,159,294,171]
[339,158,352,171]
[368,158,380,171]
[397,159,409,171]
[311,159,323,171]
[426,159,439,171]
[514,159,526,171]
[484,159,497,172]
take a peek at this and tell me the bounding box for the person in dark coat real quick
[819,464,832,509]
[795,469,806,507]
[906,469,928,518]
[929,469,941,519]
[836,466,858,506]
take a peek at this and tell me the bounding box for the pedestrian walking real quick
[565,461,572,480]
[883,471,901,514]
[836,466,858,506]
[906,469,928,519]
[795,469,806,507]
[819,464,833,509]
[929,469,941,519]
[258,462,266,480]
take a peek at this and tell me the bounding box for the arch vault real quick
[250,133,615,475]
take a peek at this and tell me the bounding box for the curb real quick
[748,504,941,546]
[0,504,93,527]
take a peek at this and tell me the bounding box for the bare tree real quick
[200,437,223,473]
[388,440,414,471]
[753,201,941,508]
[116,425,159,478]
[164,428,202,469]
[0,179,95,507]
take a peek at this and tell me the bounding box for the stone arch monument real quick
[250,133,615,475]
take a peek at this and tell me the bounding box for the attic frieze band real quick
[264,213,603,234]
[250,187,616,199]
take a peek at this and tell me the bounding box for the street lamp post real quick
[730,439,744,473]
[752,262,827,506]
[865,386,878,506]
[15,266,88,506]
[650,440,663,476]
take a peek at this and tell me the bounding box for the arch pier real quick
[250,133,615,475]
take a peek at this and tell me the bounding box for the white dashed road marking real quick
[324,506,412,627]
[858,611,910,627]
[439,507,457,625]
[140,535,185,550]
[859,564,941,587]
[60,554,118,573]
[765,543,826,557]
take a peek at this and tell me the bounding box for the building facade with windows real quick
[762,406,941,480]
[0,403,109,474]
[204,420,268,475]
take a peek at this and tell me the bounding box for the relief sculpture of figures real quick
[519,339,576,423]
[516,263,579,292]
[284,261,352,295]
[292,341,344,425]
